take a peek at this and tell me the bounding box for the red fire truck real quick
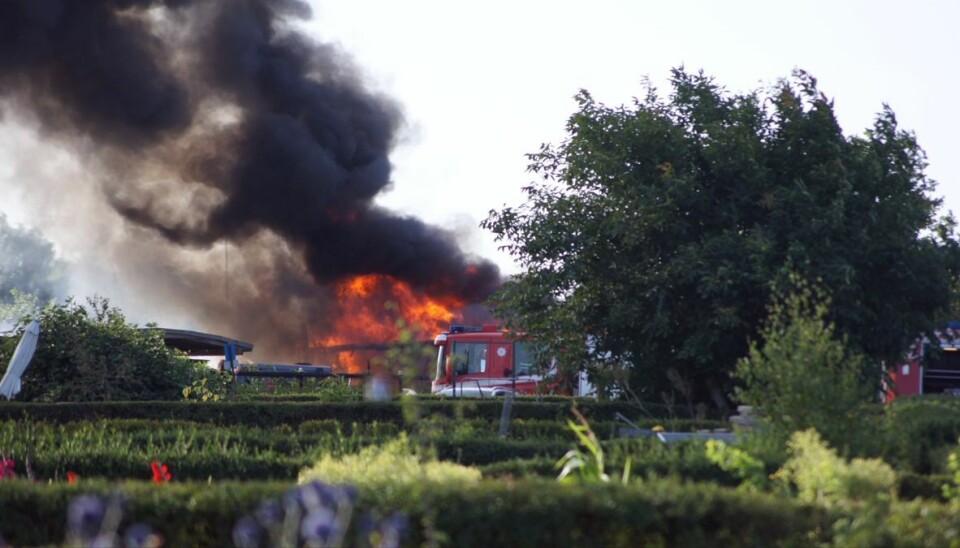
[430,324,593,397]
[887,323,960,401]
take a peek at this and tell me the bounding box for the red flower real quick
[0,457,15,479]
[150,461,172,484]
[67,471,78,484]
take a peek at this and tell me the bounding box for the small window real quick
[451,342,488,374]
[514,342,537,376]
[435,347,447,380]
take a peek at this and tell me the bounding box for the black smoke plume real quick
[0,0,500,358]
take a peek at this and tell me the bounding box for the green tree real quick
[733,278,876,457]
[0,296,199,401]
[0,214,67,315]
[482,68,959,408]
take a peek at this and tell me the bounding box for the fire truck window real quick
[451,342,487,375]
[514,342,536,376]
[436,347,446,380]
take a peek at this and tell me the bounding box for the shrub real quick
[182,369,232,402]
[233,376,363,402]
[604,438,737,485]
[705,440,770,492]
[733,278,877,458]
[0,297,198,402]
[941,443,960,506]
[772,428,921,546]
[774,429,895,504]
[0,400,685,426]
[0,478,842,547]
[298,436,481,500]
[882,395,960,473]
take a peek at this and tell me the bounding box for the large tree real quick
[482,69,960,409]
[0,213,67,312]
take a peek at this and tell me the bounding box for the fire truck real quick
[886,323,960,401]
[430,324,593,397]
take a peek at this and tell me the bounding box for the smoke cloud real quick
[0,0,500,358]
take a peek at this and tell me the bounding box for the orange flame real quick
[315,274,464,372]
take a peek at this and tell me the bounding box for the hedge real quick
[0,478,840,547]
[9,477,960,547]
[0,400,730,427]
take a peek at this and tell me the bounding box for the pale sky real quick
[1,0,958,283]
[304,0,960,275]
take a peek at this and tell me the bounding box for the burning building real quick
[0,0,501,369]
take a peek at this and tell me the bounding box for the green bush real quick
[896,472,949,502]
[0,297,198,402]
[0,478,842,547]
[882,395,960,473]
[181,369,232,402]
[0,400,695,426]
[233,376,363,402]
[0,480,293,547]
[0,419,392,480]
[479,457,558,479]
[298,435,482,502]
[774,429,895,504]
[604,438,738,485]
[0,401,406,426]
[733,279,878,459]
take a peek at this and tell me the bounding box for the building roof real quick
[152,328,254,356]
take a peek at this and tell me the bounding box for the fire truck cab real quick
[431,325,544,396]
[887,323,960,401]
[431,324,595,397]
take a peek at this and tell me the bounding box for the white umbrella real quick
[0,320,41,400]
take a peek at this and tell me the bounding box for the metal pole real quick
[498,392,514,437]
[224,241,229,304]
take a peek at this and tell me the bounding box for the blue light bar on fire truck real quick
[449,325,483,334]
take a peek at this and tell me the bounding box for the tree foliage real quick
[0,297,199,401]
[0,214,67,313]
[733,278,876,457]
[482,68,959,407]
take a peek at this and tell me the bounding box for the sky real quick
[302,0,960,275]
[0,0,958,318]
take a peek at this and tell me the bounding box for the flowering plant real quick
[233,481,408,548]
[0,455,15,479]
[67,492,160,548]
[150,461,172,484]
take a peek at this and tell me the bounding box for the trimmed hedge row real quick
[4,443,578,481]
[0,478,841,547]
[19,451,309,482]
[0,400,729,428]
[11,476,960,546]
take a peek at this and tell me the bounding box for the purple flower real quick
[283,486,306,511]
[123,523,158,548]
[232,515,262,548]
[89,532,118,548]
[255,499,283,526]
[340,485,359,505]
[361,511,409,548]
[67,494,105,539]
[299,507,338,544]
[382,512,409,536]
[297,480,339,509]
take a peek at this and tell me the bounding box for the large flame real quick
[315,274,464,372]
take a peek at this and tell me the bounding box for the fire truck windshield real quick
[514,341,536,376]
[451,342,487,374]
